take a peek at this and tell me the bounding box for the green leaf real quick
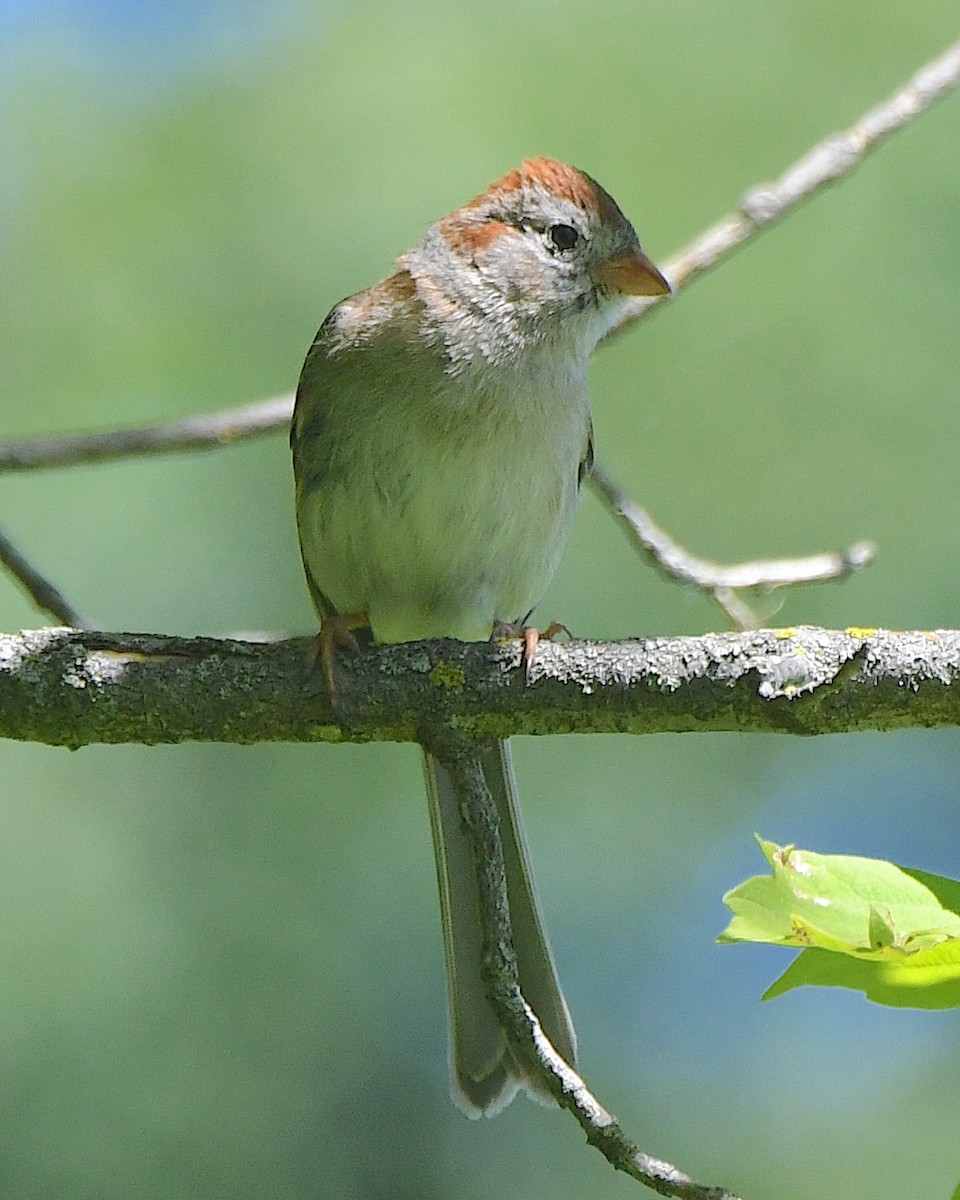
[720,838,960,1009]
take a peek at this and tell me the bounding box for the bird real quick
[291,157,669,1116]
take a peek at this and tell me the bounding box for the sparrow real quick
[291,157,669,1115]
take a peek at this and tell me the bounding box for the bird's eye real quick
[547,223,579,252]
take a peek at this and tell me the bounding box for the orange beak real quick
[593,247,670,297]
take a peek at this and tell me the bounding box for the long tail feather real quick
[423,740,577,1116]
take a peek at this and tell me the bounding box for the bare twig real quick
[0,527,90,628]
[436,738,741,1199]
[605,35,960,339]
[589,465,876,627]
[0,395,293,623]
[0,395,292,473]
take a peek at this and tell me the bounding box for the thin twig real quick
[0,527,90,628]
[0,395,293,472]
[0,396,292,623]
[604,35,960,339]
[437,738,741,1199]
[589,465,876,627]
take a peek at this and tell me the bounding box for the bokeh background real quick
[2,3,960,1198]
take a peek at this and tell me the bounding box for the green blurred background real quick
[2,3,960,1197]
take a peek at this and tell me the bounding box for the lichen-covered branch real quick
[3,625,960,750]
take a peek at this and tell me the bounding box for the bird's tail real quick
[422,739,577,1116]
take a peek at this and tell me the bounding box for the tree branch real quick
[0,527,92,628]
[589,465,876,627]
[431,735,741,1199]
[0,395,293,473]
[3,625,959,749]
[605,35,960,339]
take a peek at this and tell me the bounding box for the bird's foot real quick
[492,619,571,684]
[307,611,370,700]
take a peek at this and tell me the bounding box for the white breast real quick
[298,342,591,645]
